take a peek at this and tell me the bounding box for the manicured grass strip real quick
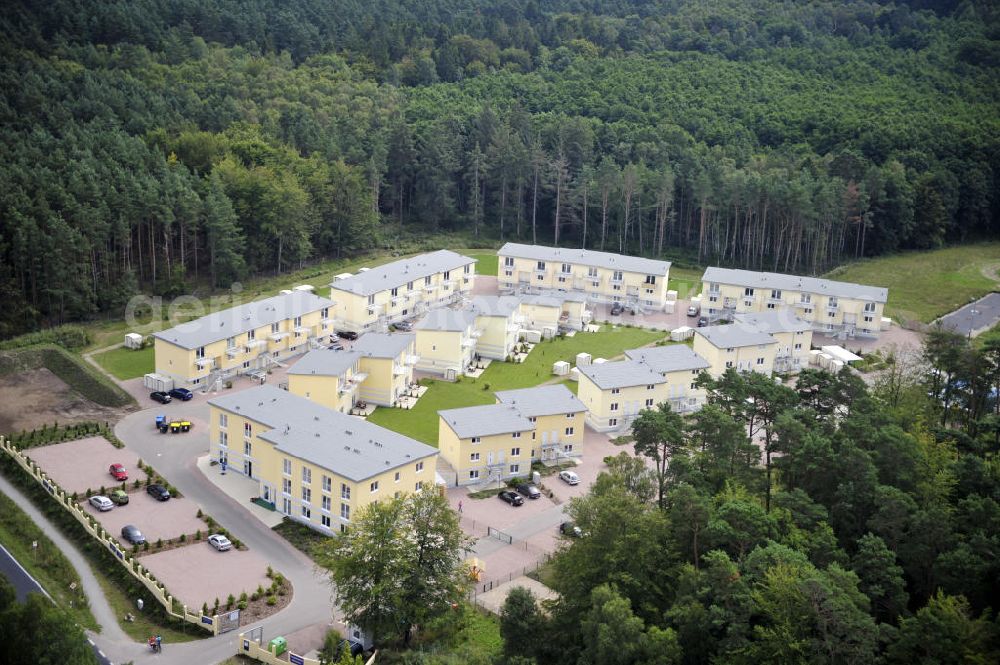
[92,345,154,380]
[368,326,665,444]
[825,242,1000,323]
[0,490,98,630]
[468,252,499,277]
[667,266,704,298]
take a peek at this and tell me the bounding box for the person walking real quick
[458,500,463,513]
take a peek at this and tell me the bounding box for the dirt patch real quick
[0,367,126,435]
[980,262,1000,285]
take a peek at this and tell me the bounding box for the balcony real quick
[392,363,406,376]
[609,276,624,285]
[246,339,267,350]
[194,357,216,369]
[461,338,477,348]
[793,300,812,308]
[626,286,639,296]
[405,354,421,366]
[294,326,311,335]
[269,331,290,342]
[225,347,242,358]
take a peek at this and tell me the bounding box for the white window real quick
[794,343,802,350]
[321,514,331,528]
[282,498,291,515]
[645,275,656,285]
[536,261,546,271]
[512,431,521,438]
[645,399,654,407]
[709,282,720,293]
[247,329,256,340]
[322,496,331,512]
[770,289,781,300]
[561,263,572,274]
[588,267,598,278]
[416,461,424,472]
[612,270,623,282]
[469,470,480,480]
[196,346,205,359]
[219,431,228,447]
[864,315,874,323]
[757,357,765,365]
[864,302,876,313]
[528,416,537,423]
[611,387,620,395]
[283,458,292,475]
[744,288,755,297]
[565,426,575,435]
[828,310,836,318]
[302,467,311,484]
[510,464,520,474]
[271,322,280,334]
[504,270,513,277]
[391,287,398,297]
[415,481,423,491]
[301,505,311,519]
[322,475,331,492]
[282,478,292,495]
[609,418,618,427]
[425,275,432,286]
[321,307,329,319]
[370,481,379,493]
[537,274,544,281]
[767,303,776,309]
[829,297,838,308]
[563,444,574,453]
[302,487,311,503]
[443,270,451,281]
[504,257,514,267]
[394,471,400,483]
[340,503,351,520]
[726,361,734,368]
[242,361,250,369]
[610,402,619,412]
[470,452,480,462]
[471,436,481,444]
[243,441,252,456]
[341,483,351,500]
[244,422,252,439]
[647,384,655,390]
[219,413,228,428]
[690,382,698,389]
[511,447,520,456]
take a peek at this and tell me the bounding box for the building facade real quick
[701,267,888,338]
[351,333,419,406]
[469,296,523,361]
[287,349,364,413]
[732,311,813,373]
[577,360,669,432]
[413,309,478,377]
[330,250,476,333]
[498,243,671,310]
[693,324,779,377]
[623,345,710,414]
[208,386,437,534]
[152,292,335,389]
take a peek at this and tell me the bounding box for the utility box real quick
[268,636,287,657]
[576,352,592,367]
[569,367,580,382]
[553,361,570,376]
[670,326,694,342]
[143,373,174,392]
[124,333,143,349]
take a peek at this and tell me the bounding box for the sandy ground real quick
[475,577,559,615]
[26,435,147,494]
[139,544,272,609]
[83,491,206,543]
[0,367,126,435]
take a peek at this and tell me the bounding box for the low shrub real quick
[266,596,277,606]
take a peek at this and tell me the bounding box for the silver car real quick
[208,534,232,551]
[88,495,114,511]
[559,470,580,486]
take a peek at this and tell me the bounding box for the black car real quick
[168,387,193,401]
[559,521,583,538]
[336,330,359,340]
[697,316,709,327]
[328,341,345,351]
[150,391,172,404]
[516,483,541,499]
[610,302,624,316]
[498,490,524,506]
[147,484,171,501]
[121,524,146,545]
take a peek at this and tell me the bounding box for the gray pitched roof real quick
[520,289,589,308]
[499,242,670,276]
[415,308,477,332]
[469,295,522,318]
[733,311,812,334]
[577,360,668,390]
[495,384,586,417]
[352,332,415,359]
[208,385,436,481]
[287,349,361,377]
[701,267,888,303]
[695,324,777,349]
[152,292,334,350]
[624,345,710,374]
[330,250,475,297]
[438,404,534,438]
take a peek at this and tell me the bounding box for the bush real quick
[194,530,202,540]
[179,534,186,543]
[226,594,235,609]
[155,538,163,549]
[266,596,277,606]
[202,602,209,616]
[238,600,247,610]
[239,591,248,602]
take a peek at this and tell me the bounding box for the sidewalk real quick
[195,455,284,528]
[473,576,559,615]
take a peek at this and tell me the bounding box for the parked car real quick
[498,490,524,506]
[516,483,541,499]
[121,525,146,545]
[559,470,580,486]
[150,391,172,404]
[393,321,413,332]
[168,387,193,401]
[146,484,171,501]
[687,304,700,317]
[109,489,129,505]
[88,495,114,512]
[109,463,128,481]
[207,534,232,551]
[336,330,359,340]
[328,341,345,351]
[560,521,583,537]
[610,302,624,316]
[697,316,709,327]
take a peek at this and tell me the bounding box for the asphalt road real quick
[0,542,112,665]
[938,292,1000,336]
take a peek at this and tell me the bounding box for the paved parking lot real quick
[139,543,272,609]
[27,436,146,494]
[83,491,206,543]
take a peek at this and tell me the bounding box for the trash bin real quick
[268,636,287,656]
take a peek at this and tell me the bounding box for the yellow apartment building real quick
[469,296,523,361]
[498,242,671,310]
[287,349,364,413]
[701,267,888,338]
[351,333,419,406]
[413,309,478,378]
[577,360,669,432]
[693,324,779,377]
[437,385,586,486]
[519,290,592,333]
[208,385,438,534]
[623,344,710,414]
[329,250,476,333]
[152,292,335,389]
[733,311,813,373]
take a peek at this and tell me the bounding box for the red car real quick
[109,463,128,481]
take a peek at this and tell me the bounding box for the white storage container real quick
[553,361,570,376]
[576,352,592,367]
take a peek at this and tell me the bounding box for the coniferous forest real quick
[0,1,997,336]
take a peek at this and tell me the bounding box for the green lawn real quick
[668,266,704,298]
[825,242,1000,323]
[468,252,498,277]
[368,325,665,443]
[92,345,154,380]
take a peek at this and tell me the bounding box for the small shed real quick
[817,352,834,370]
[671,326,694,342]
[541,325,557,340]
[553,361,570,376]
[809,349,824,366]
[576,352,592,367]
[293,284,315,293]
[666,289,678,302]
[569,367,580,382]
[881,316,893,328]
[143,373,174,392]
[279,289,293,295]
[593,357,608,365]
[333,273,354,281]
[523,329,542,344]
[820,345,863,365]
[124,333,143,349]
